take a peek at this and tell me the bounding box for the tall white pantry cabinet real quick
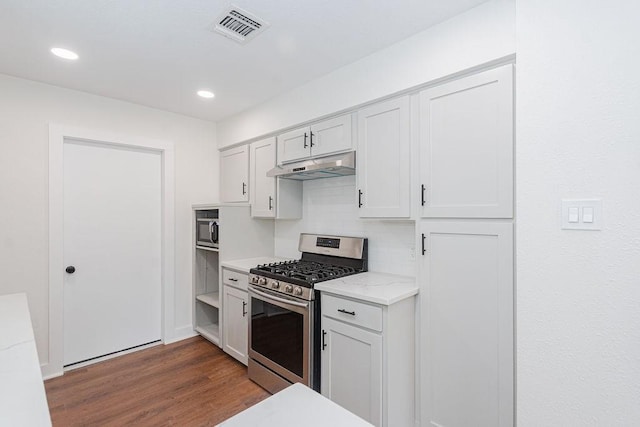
[418,64,514,427]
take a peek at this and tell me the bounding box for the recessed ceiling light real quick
[197,90,215,99]
[51,47,79,60]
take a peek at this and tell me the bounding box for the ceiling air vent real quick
[212,5,268,44]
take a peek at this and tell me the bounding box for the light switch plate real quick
[561,199,603,230]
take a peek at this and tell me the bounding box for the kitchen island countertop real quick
[0,293,52,427]
[217,382,372,427]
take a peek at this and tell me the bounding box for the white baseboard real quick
[41,364,63,381]
[164,325,197,345]
[41,326,197,380]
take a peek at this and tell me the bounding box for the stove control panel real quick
[249,273,314,301]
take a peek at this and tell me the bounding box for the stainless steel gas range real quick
[247,233,368,394]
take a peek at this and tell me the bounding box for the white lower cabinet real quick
[321,293,415,427]
[419,220,514,427]
[222,268,249,365]
[321,316,382,425]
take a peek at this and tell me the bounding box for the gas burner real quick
[249,234,368,296]
[253,260,359,286]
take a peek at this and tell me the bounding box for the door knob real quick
[65,266,76,274]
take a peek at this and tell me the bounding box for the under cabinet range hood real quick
[267,151,355,181]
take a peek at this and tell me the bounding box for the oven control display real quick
[316,237,340,248]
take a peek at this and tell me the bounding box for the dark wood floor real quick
[45,336,270,426]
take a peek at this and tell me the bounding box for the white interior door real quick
[63,139,162,366]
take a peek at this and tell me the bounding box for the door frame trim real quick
[46,124,175,379]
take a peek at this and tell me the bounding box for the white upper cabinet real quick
[356,96,411,218]
[309,114,353,158]
[277,126,310,164]
[419,64,514,218]
[249,136,302,219]
[277,114,353,164]
[250,137,276,218]
[220,145,249,203]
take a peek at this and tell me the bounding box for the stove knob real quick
[271,281,280,289]
[251,276,259,284]
[285,284,293,293]
[258,277,267,286]
[294,287,303,296]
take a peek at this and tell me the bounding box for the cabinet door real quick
[222,285,248,365]
[357,96,411,218]
[250,137,276,218]
[321,316,382,426]
[419,221,513,427]
[309,114,353,158]
[220,145,249,203]
[419,65,513,218]
[277,126,311,164]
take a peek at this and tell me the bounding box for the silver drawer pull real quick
[338,308,356,316]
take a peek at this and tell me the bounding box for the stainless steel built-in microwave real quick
[196,218,219,248]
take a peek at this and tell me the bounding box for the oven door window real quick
[250,296,304,378]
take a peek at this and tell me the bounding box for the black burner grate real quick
[254,260,358,284]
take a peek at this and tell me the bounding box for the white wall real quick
[274,176,415,276]
[516,0,640,424]
[0,74,217,369]
[217,0,516,147]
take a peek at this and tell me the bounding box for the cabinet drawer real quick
[322,294,382,332]
[223,268,248,291]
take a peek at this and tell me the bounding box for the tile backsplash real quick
[274,175,416,276]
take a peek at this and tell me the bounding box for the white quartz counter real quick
[0,293,52,427]
[314,271,418,305]
[220,256,290,274]
[217,382,372,427]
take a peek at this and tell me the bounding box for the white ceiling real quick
[0,0,488,122]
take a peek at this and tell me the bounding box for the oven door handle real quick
[249,287,309,308]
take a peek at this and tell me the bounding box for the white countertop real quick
[217,383,372,427]
[315,271,418,305]
[220,256,290,274]
[0,293,52,427]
